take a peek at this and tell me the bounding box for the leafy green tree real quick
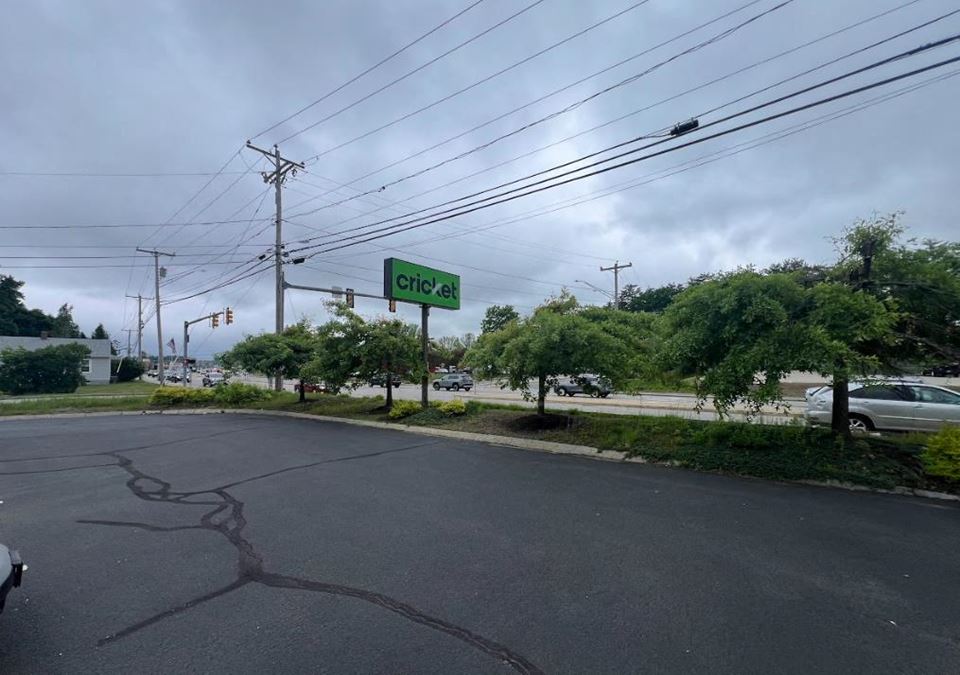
[218,323,318,402]
[303,304,422,409]
[0,275,55,336]
[0,343,90,394]
[91,324,109,340]
[466,298,628,415]
[480,304,519,333]
[618,283,685,313]
[659,270,895,432]
[50,303,81,338]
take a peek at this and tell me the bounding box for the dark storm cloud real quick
[1,0,957,355]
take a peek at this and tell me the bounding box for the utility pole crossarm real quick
[600,261,632,310]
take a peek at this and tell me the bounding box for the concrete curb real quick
[3,408,957,503]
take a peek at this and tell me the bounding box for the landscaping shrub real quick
[149,388,215,406]
[212,382,271,405]
[388,399,422,419]
[111,358,144,382]
[0,344,90,394]
[921,426,960,481]
[435,399,467,416]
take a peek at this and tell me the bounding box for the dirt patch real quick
[507,413,581,432]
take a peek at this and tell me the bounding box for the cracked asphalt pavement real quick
[0,414,958,674]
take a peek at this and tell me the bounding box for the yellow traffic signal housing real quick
[388,299,397,313]
[212,314,220,328]
[345,288,355,309]
[225,307,234,325]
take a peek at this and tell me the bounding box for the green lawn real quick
[0,380,158,399]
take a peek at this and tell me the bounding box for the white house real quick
[0,336,112,384]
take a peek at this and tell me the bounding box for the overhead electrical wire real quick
[251,0,488,141]
[289,0,784,217]
[287,34,960,254]
[291,48,960,258]
[274,0,549,144]
[301,0,655,161]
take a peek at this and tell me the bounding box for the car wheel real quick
[590,390,600,398]
[567,391,575,397]
[464,387,471,391]
[849,414,874,433]
[600,392,610,398]
[452,383,460,391]
[433,383,440,391]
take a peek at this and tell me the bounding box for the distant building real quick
[0,335,112,384]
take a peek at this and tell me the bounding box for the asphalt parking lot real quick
[1,414,958,674]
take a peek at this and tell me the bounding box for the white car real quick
[805,380,960,432]
[1,544,24,613]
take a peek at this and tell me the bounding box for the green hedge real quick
[388,399,422,419]
[148,382,271,407]
[0,344,90,394]
[922,426,960,481]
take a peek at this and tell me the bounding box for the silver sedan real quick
[805,380,960,432]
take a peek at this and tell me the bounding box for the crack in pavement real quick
[71,443,542,674]
[0,462,117,475]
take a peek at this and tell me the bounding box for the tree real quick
[658,270,895,432]
[218,323,318,402]
[91,323,117,354]
[465,298,628,415]
[0,343,90,394]
[618,283,685,313]
[480,304,519,334]
[112,357,144,382]
[50,303,81,338]
[0,275,55,336]
[303,304,422,409]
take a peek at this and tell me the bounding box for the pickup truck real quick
[1,544,24,613]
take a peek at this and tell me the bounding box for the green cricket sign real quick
[383,258,460,310]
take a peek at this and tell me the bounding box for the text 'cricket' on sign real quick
[383,258,461,310]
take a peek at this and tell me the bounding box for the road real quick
[1,414,958,673]
[232,374,801,424]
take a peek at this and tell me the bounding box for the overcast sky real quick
[2,0,958,357]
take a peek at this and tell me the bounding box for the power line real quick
[295,50,960,257]
[275,0,548,145]
[290,0,780,217]
[251,0,488,141]
[333,0,930,222]
[0,170,251,177]
[302,0,654,161]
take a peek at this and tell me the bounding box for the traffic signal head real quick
[211,314,219,328]
[225,307,234,325]
[388,299,396,313]
[345,288,355,309]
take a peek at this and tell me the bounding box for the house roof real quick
[0,336,112,357]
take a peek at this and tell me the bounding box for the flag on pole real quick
[167,338,176,354]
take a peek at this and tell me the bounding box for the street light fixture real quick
[574,279,615,300]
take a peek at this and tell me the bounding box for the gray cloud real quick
[2,0,957,357]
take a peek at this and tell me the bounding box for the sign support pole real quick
[421,304,430,408]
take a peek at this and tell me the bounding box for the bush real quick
[921,426,960,481]
[111,358,144,382]
[212,382,272,405]
[149,388,215,406]
[388,399,423,419]
[435,399,467,417]
[0,344,90,394]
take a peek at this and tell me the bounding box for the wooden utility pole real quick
[600,260,632,309]
[136,249,175,384]
[245,141,304,391]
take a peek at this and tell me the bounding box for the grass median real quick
[2,387,953,495]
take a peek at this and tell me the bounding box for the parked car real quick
[554,375,612,398]
[1,544,24,613]
[368,374,401,388]
[146,369,158,378]
[922,363,960,377]
[294,382,329,394]
[165,373,190,384]
[804,380,960,432]
[202,372,226,387]
[433,373,473,391]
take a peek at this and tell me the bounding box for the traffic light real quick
[345,288,355,309]
[225,307,234,325]
[388,299,396,313]
[211,313,220,328]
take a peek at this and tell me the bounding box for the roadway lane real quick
[1,414,957,673]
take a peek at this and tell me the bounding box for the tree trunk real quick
[298,379,306,403]
[385,372,394,409]
[537,373,546,416]
[831,372,850,437]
